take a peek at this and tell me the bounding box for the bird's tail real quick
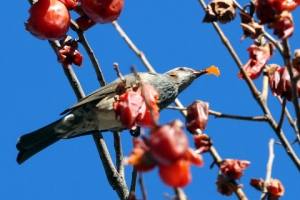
[16,119,65,164]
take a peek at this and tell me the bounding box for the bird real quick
[16,67,209,164]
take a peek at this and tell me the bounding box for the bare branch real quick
[209,110,268,121]
[70,20,106,86]
[114,62,126,84]
[260,138,275,200]
[167,106,268,121]
[129,167,138,194]
[277,98,286,131]
[263,31,284,58]
[233,0,244,11]
[139,173,147,200]
[277,97,300,144]
[93,131,129,199]
[282,39,300,140]
[174,188,188,200]
[112,21,155,73]
[113,131,125,177]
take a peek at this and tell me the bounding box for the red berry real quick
[158,159,191,187]
[147,120,188,166]
[81,0,124,24]
[25,0,70,41]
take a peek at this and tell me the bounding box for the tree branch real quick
[129,167,138,194]
[260,138,275,200]
[92,131,129,199]
[167,106,268,121]
[276,97,300,144]
[112,21,155,73]
[197,0,300,172]
[70,20,106,86]
[139,173,147,200]
[282,39,300,140]
[113,131,125,178]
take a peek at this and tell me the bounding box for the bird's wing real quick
[60,72,156,115]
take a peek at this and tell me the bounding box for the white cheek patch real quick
[54,114,75,133]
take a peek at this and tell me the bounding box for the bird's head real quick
[166,67,207,93]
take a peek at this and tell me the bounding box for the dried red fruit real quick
[268,65,300,101]
[81,0,124,24]
[58,0,80,10]
[194,134,213,153]
[250,178,265,191]
[158,159,191,188]
[266,179,285,197]
[255,0,277,24]
[147,120,188,166]
[113,91,144,129]
[136,84,159,128]
[238,41,274,80]
[268,0,299,13]
[75,15,97,31]
[25,0,70,41]
[126,121,203,187]
[273,11,294,39]
[239,12,264,40]
[269,65,290,100]
[216,174,243,196]
[186,100,209,134]
[184,148,204,166]
[126,138,156,172]
[220,159,250,180]
[58,44,83,68]
[203,0,236,24]
[113,84,159,129]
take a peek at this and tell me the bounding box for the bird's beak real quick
[193,66,220,78]
[193,69,207,78]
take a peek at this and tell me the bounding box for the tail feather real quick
[16,119,64,164]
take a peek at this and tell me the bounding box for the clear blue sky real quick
[1,0,300,199]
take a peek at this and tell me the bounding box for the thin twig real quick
[276,98,286,131]
[113,131,124,178]
[233,0,244,11]
[70,20,106,86]
[210,110,268,121]
[263,31,284,58]
[114,62,126,84]
[139,173,147,200]
[93,131,129,199]
[174,188,188,200]
[112,21,155,73]
[260,138,275,200]
[167,106,268,121]
[129,167,138,194]
[276,97,300,144]
[282,39,300,140]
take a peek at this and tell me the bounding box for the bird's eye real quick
[179,67,185,71]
